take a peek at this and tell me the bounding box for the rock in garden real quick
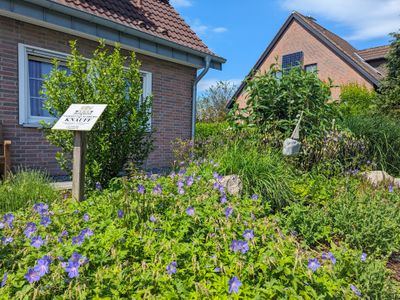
[220,175,243,196]
[361,171,396,187]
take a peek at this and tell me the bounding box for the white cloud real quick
[198,78,242,94]
[190,19,228,36]
[281,0,400,40]
[170,0,192,8]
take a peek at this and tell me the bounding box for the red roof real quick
[52,0,214,55]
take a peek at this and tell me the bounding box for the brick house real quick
[229,11,389,108]
[0,0,225,175]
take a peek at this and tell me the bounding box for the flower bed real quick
[0,161,397,298]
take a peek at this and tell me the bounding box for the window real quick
[18,44,152,127]
[282,51,304,71]
[305,64,318,73]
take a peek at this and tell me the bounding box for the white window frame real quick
[18,43,152,128]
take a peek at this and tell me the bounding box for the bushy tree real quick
[230,64,337,139]
[197,80,237,122]
[42,41,153,188]
[378,30,400,115]
[339,83,377,116]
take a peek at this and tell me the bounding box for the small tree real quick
[42,41,153,188]
[378,30,400,115]
[230,63,337,139]
[197,80,237,122]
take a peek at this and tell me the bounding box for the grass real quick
[0,170,59,213]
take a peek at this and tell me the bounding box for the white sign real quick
[52,104,107,131]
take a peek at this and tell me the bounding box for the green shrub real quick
[196,121,229,140]
[0,162,397,298]
[339,83,377,115]
[230,64,338,138]
[42,41,153,189]
[341,113,400,176]
[0,171,59,213]
[212,139,296,211]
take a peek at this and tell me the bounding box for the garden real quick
[1,33,400,298]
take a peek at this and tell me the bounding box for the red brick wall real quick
[0,15,196,175]
[236,20,374,107]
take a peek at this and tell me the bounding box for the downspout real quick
[192,56,211,140]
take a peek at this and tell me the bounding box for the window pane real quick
[305,64,318,73]
[282,52,304,70]
[28,59,65,117]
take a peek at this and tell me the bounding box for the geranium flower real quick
[251,194,259,200]
[225,207,233,218]
[178,187,185,195]
[81,228,94,238]
[186,176,194,187]
[2,237,13,245]
[117,210,124,219]
[83,213,89,222]
[24,268,41,284]
[152,184,163,194]
[3,213,14,228]
[214,267,221,273]
[350,284,361,297]
[1,272,6,287]
[220,194,228,204]
[34,256,51,276]
[177,180,184,188]
[328,252,336,265]
[228,276,242,294]
[33,203,48,215]
[307,258,321,272]
[150,215,157,223]
[230,240,249,254]
[24,222,37,238]
[95,182,102,190]
[40,215,51,227]
[65,262,79,278]
[0,222,4,229]
[137,184,145,194]
[361,253,367,262]
[243,230,254,240]
[186,207,195,216]
[31,236,44,249]
[72,235,84,246]
[166,261,177,275]
[389,184,394,193]
[61,230,69,237]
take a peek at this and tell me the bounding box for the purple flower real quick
[243,230,254,240]
[65,262,79,278]
[169,171,176,178]
[150,215,157,223]
[3,213,14,228]
[178,187,185,195]
[117,210,124,219]
[361,253,367,262]
[251,212,256,221]
[61,230,69,237]
[220,194,228,204]
[178,168,186,176]
[24,268,41,284]
[328,252,336,265]
[31,236,44,249]
[214,267,221,273]
[79,256,89,266]
[389,184,394,193]
[230,240,249,254]
[69,252,82,264]
[95,182,102,190]
[213,182,220,190]
[228,276,242,294]
[251,194,259,200]
[137,184,145,194]
[177,180,184,188]
[58,256,65,261]
[225,207,233,218]
[40,215,51,227]
[166,261,177,275]
[83,213,89,222]
[186,176,194,187]
[186,207,195,216]
[218,185,225,194]
[0,222,4,229]
[152,184,163,194]
[81,228,94,238]
[33,203,48,215]
[24,222,37,238]
[307,258,321,272]
[72,235,84,246]
[34,256,51,276]
[1,272,7,287]
[2,237,13,245]
[350,284,361,297]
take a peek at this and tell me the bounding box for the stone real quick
[282,138,301,156]
[361,171,396,187]
[220,175,242,196]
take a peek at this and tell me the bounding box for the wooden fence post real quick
[72,131,86,201]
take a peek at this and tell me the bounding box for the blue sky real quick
[170,0,400,93]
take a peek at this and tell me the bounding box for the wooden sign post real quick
[52,104,107,201]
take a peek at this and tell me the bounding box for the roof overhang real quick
[0,0,226,70]
[227,12,379,108]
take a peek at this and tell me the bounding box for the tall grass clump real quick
[213,139,296,211]
[341,113,400,176]
[0,170,59,213]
